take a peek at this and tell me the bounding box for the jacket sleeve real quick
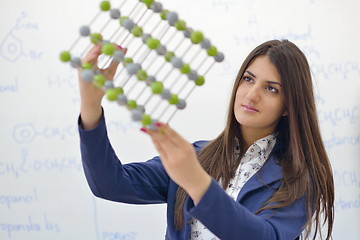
[78,111,170,204]
[185,179,307,240]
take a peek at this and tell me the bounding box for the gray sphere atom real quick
[151,2,163,12]
[166,12,178,26]
[70,57,81,68]
[123,18,135,31]
[183,27,193,38]
[176,99,186,109]
[126,63,141,75]
[156,45,167,55]
[200,39,211,49]
[148,122,158,131]
[171,57,183,68]
[110,9,121,19]
[81,69,94,83]
[215,52,225,62]
[130,109,143,122]
[79,26,90,36]
[188,70,198,80]
[104,80,114,90]
[117,94,128,105]
[136,105,145,113]
[161,89,171,100]
[113,50,125,63]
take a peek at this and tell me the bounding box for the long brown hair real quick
[174,39,334,239]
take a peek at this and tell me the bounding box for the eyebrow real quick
[245,70,282,86]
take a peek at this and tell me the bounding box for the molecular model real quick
[59,0,224,130]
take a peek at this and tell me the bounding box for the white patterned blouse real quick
[190,133,277,240]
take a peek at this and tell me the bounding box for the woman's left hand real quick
[142,123,211,204]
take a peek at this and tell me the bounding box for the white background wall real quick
[1,0,359,239]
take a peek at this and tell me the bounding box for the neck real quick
[240,126,274,150]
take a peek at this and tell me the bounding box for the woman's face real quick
[234,55,287,136]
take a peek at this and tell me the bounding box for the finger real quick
[102,47,127,79]
[151,138,169,160]
[155,122,185,147]
[145,127,169,144]
[83,44,102,65]
[147,128,185,159]
[102,60,119,79]
[144,127,173,148]
[141,127,170,160]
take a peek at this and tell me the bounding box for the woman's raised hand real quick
[142,123,211,204]
[78,44,126,129]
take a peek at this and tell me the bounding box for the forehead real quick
[246,55,281,82]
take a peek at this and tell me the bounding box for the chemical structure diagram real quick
[0,11,43,62]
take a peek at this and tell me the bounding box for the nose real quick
[246,85,261,103]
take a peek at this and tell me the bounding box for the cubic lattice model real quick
[60,0,224,129]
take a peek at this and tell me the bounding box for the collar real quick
[235,133,277,161]
[237,154,283,201]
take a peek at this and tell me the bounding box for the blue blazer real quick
[79,114,307,240]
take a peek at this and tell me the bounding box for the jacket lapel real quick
[237,155,283,201]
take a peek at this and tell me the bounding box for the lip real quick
[241,104,259,113]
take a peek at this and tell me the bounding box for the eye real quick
[266,85,279,93]
[243,76,253,83]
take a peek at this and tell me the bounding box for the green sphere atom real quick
[195,76,205,86]
[122,57,133,67]
[90,33,103,44]
[106,88,118,101]
[207,46,218,56]
[142,0,154,9]
[151,81,164,94]
[141,114,152,126]
[168,94,179,104]
[180,64,190,74]
[93,74,105,87]
[136,70,148,81]
[190,31,203,44]
[175,20,186,31]
[164,51,175,62]
[82,62,93,69]
[114,87,124,95]
[131,26,143,37]
[59,51,71,62]
[127,100,137,110]
[160,10,169,20]
[119,16,128,26]
[146,38,160,50]
[102,43,116,56]
[100,1,111,11]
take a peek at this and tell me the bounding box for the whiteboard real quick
[1,0,359,239]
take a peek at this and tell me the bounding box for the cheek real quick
[234,87,243,105]
[267,99,286,117]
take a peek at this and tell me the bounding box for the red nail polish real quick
[140,127,148,133]
[155,122,162,127]
[115,44,123,50]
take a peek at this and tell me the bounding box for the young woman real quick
[78,39,334,239]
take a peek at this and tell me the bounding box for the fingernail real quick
[140,127,148,133]
[155,122,163,127]
[115,44,123,50]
